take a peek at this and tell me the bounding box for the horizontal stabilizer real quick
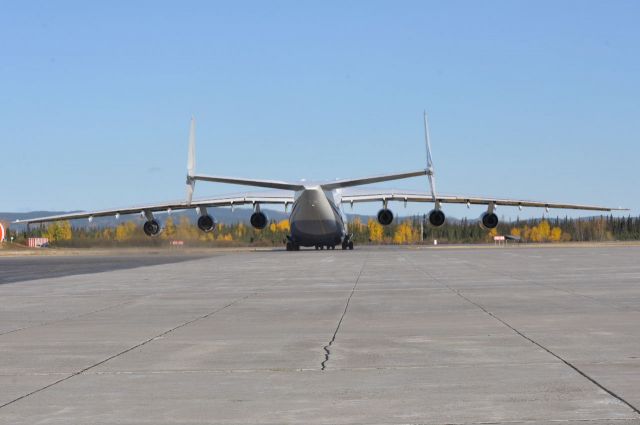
[321,169,428,190]
[192,174,305,191]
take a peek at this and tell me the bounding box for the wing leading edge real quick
[340,190,627,212]
[13,193,294,225]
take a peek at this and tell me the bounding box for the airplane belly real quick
[290,189,344,246]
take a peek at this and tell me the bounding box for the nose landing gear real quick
[314,244,335,250]
[341,235,354,250]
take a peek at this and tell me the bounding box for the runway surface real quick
[1,246,639,424]
[0,253,208,285]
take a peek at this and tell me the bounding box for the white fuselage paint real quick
[288,187,348,247]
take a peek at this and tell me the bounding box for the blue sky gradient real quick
[2,1,638,219]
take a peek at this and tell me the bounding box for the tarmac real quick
[0,245,639,424]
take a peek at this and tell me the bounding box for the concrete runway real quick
[0,246,639,424]
[0,253,209,285]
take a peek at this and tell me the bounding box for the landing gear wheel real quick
[315,245,319,250]
[286,242,293,251]
[348,241,354,250]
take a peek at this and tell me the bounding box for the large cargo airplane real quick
[15,114,626,250]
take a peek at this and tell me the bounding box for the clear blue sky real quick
[2,1,638,220]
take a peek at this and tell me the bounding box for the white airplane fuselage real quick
[288,187,347,247]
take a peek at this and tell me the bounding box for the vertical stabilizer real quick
[423,112,437,202]
[186,117,196,205]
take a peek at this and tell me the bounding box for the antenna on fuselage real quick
[423,111,437,202]
[186,117,196,205]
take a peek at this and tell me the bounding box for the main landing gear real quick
[284,236,354,251]
[341,234,354,250]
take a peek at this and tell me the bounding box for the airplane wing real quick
[339,189,627,212]
[13,191,294,225]
[333,114,624,213]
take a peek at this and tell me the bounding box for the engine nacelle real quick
[250,211,268,230]
[197,214,216,233]
[427,209,446,227]
[143,219,162,237]
[377,208,394,226]
[479,212,499,229]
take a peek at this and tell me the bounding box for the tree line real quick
[8,214,640,247]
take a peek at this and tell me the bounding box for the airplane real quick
[14,114,626,250]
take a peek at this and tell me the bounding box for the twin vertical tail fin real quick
[186,117,196,205]
[423,111,437,202]
[184,114,433,205]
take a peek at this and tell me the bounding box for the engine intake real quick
[197,214,216,233]
[428,209,446,227]
[250,211,268,230]
[480,212,499,229]
[377,208,394,226]
[143,219,162,237]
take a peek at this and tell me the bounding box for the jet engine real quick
[427,209,446,227]
[143,219,162,237]
[197,214,216,233]
[377,208,394,226]
[250,211,268,230]
[479,212,499,229]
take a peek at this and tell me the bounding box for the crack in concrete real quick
[0,292,256,410]
[407,256,640,416]
[461,259,640,313]
[0,299,136,337]
[320,257,368,371]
